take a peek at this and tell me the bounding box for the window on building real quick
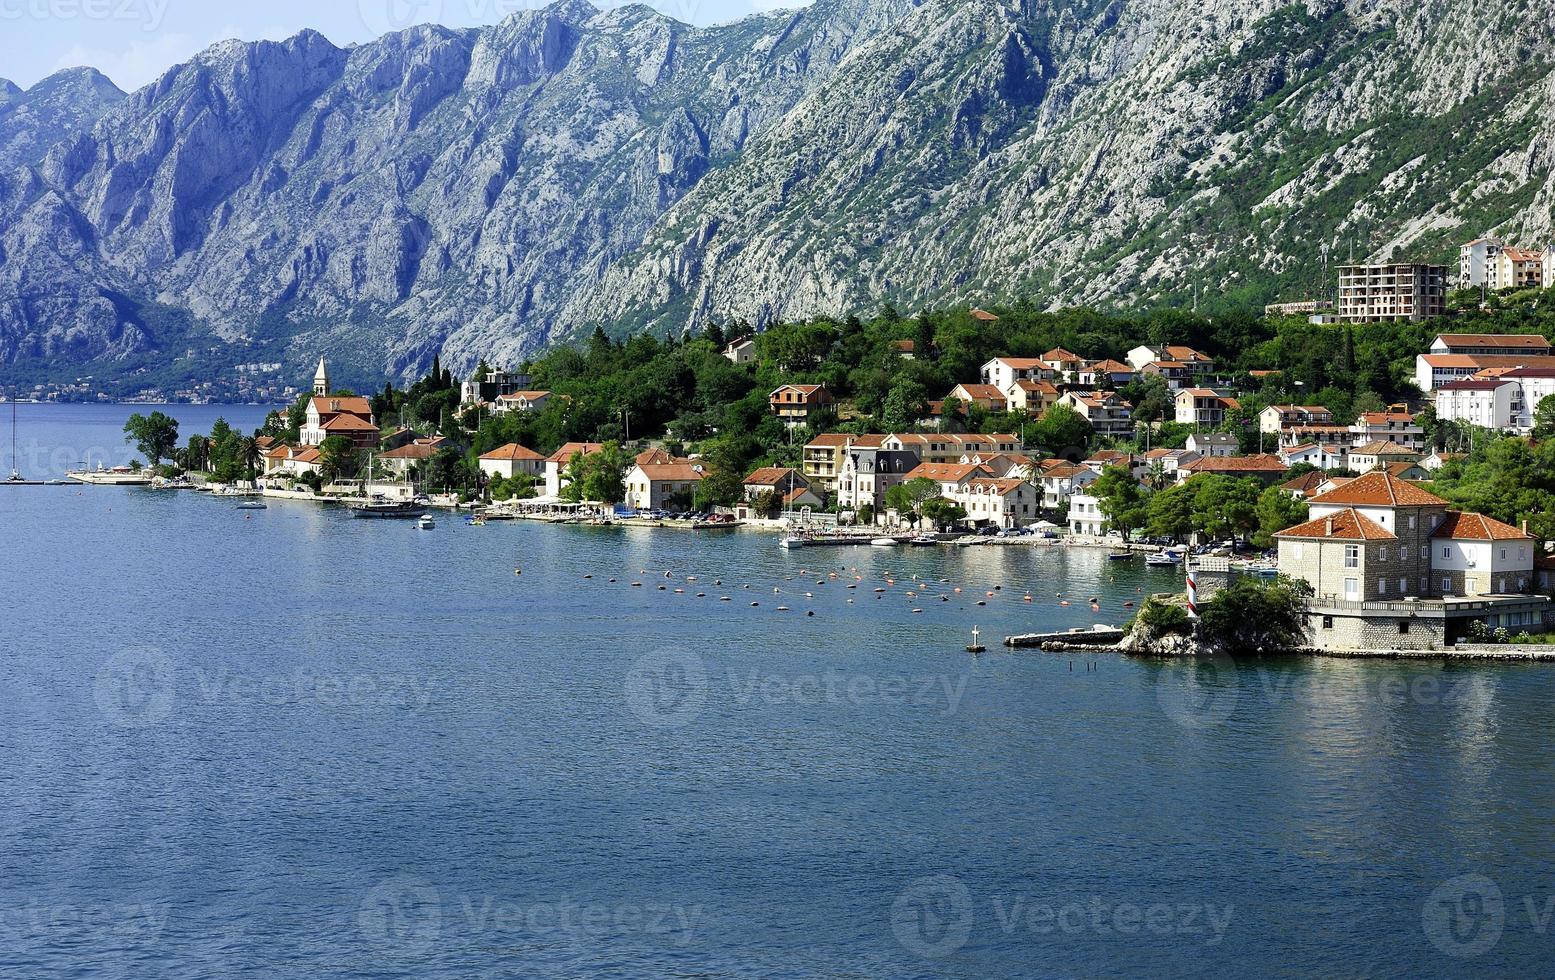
[1322,616,1334,629]
[1344,545,1359,569]
[1442,577,1451,593]
[1399,621,1410,634]
[1442,547,1450,559]
[1378,579,1387,595]
[1344,578,1359,600]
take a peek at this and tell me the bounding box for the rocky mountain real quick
[0,0,1552,386]
[0,68,125,172]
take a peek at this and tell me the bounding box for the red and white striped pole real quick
[1186,566,1199,619]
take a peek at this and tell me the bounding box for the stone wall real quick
[1301,606,1449,652]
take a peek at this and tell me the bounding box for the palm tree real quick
[239,436,261,484]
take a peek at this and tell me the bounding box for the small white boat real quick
[780,536,807,549]
[1145,550,1181,567]
[911,534,938,546]
[418,515,436,530]
[870,537,899,547]
[236,501,268,511]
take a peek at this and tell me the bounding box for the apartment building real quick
[981,357,1055,391]
[1491,248,1544,290]
[1413,353,1555,392]
[1259,404,1335,434]
[1336,263,1447,322]
[1349,407,1425,450]
[1174,389,1239,427]
[1058,390,1134,438]
[1459,238,1503,288]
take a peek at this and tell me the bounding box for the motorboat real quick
[910,534,939,546]
[350,495,428,519]
[1145,550,1182,567]
[418,514,436,530]
[1106,551,1136,561]
[870,537,899,547]
[780,536,807,549]
[236,501,268,511]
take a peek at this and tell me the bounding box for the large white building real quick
[1435,379,1519,431]
[1459,238,1503,288]
[1435,367,1555,432]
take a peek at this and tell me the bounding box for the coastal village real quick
[47,243,1555,656]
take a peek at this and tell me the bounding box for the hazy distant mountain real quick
[0,0,1551,385]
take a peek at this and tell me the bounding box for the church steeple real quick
[313,357,330,396]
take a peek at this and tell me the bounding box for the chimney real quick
[1326,517,1334,536]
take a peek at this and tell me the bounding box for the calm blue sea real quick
[2,404,1552,978]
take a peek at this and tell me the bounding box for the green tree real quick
[1196,577,1314,652]
[1253,485,1308,548]
[1145,482,1195,541]
[562,441,629,504]
[884,476,940,526]
[1533,394,1555,440]
[318,436,361,483]
[1030,403,1091,457]
[1092,464,1151,539]
[881,377,929,431]
[922,497,968,529]
[123,411,180,468]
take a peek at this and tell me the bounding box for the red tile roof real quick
[1276,508,1396,541]
[1436,333,1552,350]
[635,463,707,481]
[1306,471,1447,507]
[320,414,378,432]
[905,462,990,483]
[309,395,373,417]
[1181,454,1287,473]
[480,443,544,462]
[547,442,604,464]
[744,466,803,486]
[1430,511,1531,541]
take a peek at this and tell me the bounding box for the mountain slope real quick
[578,0,1555,335]
[0,0,921,380]
[0,68,125,172]
[0,0,1552,386]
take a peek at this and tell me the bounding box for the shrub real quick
[1137,599,1191,638]
[1196,576,1314,652]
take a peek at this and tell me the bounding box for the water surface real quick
[2,405,1551,978]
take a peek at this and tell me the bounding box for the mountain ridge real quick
[0,0,1551,387]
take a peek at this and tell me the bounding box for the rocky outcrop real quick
[0,68,124,172]
[0,0,1551,382]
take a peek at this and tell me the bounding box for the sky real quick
[0,0,810,91]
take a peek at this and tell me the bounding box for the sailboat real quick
[6,398,19,482]
[3,397,42,485]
